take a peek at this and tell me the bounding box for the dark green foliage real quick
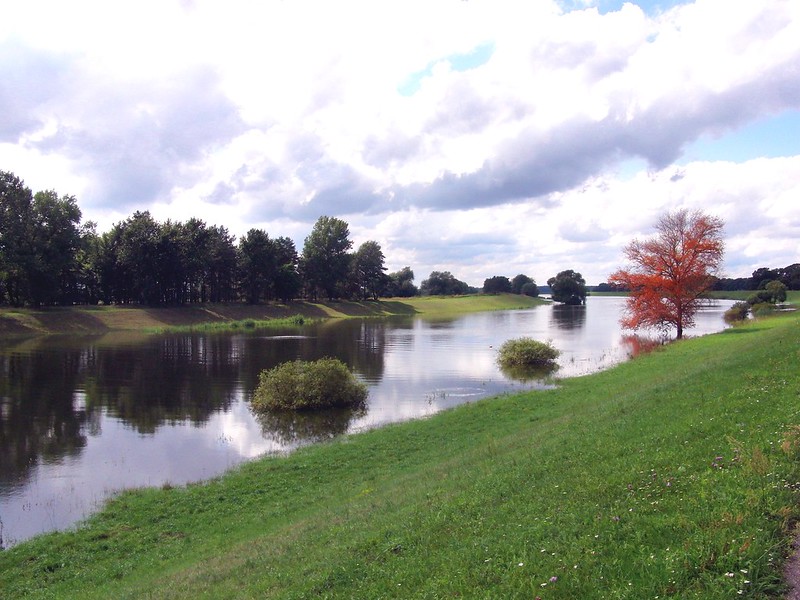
[765,280,787,303]
[237,229,277,304]
[482,275,512,294]
[385,267,418,297]
[0,173,85,306]
[351,241,389,300]
[301,216,354,300]
[547,269,587,305]
[511,273,533,294]
[420,271,469,296]
[723,301,749,323]
[747,280,787,306]
[252,358,368,411]
[497,337,560,368]
[520,281,539,297]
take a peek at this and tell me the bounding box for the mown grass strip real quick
[144,314,311,334]
[1,311,799,598]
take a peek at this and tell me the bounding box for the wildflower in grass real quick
[550,576,558,583]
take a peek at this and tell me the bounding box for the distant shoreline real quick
[0,293,546,337]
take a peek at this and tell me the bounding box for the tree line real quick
[0,171,416,306]
[597,264,800,294]
[1,170,541,307]
[4,170,788,310]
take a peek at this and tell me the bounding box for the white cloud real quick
[1,0,798,285]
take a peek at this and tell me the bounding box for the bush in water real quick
[723,301,750,324]
[497,338,560,368]
[252,358,368,411]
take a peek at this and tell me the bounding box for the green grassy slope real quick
[0,294,545,336]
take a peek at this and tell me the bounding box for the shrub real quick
[497,338,560,368]
[751,302,776,318]
[252,358,368,411]
[723,301,750,324]
[520,282,539,297]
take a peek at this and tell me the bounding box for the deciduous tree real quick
[547,270,586,305]
[609,209,724,339]
[352,241,388,300]
[301,216,353,300]
[511,274,534,295]
[483,275,512,294]
[420,271,469,296]
[386,267,417,297]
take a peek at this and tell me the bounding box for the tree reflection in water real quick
[620,334,667,359]
[498,362,559,384]
[253,406,369,446]
[550,303,587,330]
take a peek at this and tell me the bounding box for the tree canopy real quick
[547,270,587,305]
[420,271,470,296]
[301,216,353,300]
[352,241,388,300]
[0,172,84,306]
[483,275,512,294]
[386,267,418,298]
[609,209,725,339]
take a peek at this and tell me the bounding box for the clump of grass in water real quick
[252,357,367,411]
[497,337,560,368]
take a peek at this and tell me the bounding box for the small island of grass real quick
[252,357,368,411]
[497,337,560,369]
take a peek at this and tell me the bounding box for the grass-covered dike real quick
[0,293,544,336]
[2,306,800,597]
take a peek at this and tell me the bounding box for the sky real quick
[1,0,798,287]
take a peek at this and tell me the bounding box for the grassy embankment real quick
[1,304,799,598]
[0,294,544,337]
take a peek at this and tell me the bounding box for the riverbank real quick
[2,309,798,598]
[0,294,545,336]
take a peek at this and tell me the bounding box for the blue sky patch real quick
[681,110,800,163]
[398,42,495,97]
[560,0,691,16]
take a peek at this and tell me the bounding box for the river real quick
[0,296,734,547]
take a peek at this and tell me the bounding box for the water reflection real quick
[550,304,587,330]
[620,334,666,359]
[0,297,734,546]
[254,406,368,446]
[499,362,559,383]
[0,349,91,491]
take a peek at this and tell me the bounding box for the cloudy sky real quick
[1,0,798,286]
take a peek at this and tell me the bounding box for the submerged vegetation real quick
[252,358,368,411]
[3,308,798,597]
[497,337,560,368]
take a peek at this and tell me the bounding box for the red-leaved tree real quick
[609,209,725,339]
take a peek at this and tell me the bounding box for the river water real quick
[0,297,733,547]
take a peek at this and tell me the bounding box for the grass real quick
[252,358,368,410]
[497,337,560,367]
[1,308,799,598]
[0,294,545,336]
[144,314,310,334]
